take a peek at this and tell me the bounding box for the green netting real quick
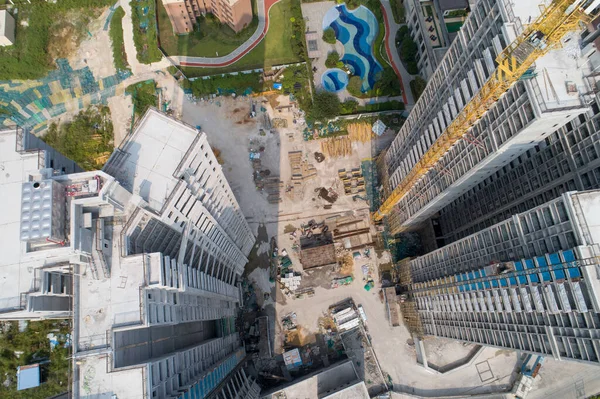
[0,58,131,129]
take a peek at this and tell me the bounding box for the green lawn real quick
[181,0,304,77]
[390,0,406,23]
[0,1,112,80]
[157,0,258,57]
[109,7,129,71]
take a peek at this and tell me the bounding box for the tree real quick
[309,91,341,120]
[374,68,401,94]
[341,99,359,114]
[322,27,337,44]
[325,51,340,68]
[346,75,364,97]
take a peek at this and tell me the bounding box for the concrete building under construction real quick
[0,109,260,399]
[400,189,600,364]
[380,0,598,235]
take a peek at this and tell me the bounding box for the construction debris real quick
[250,138,283,203]
[347,122,373,142]
[331,276,353,288]
[282,312,298,331]
[320,136,352,158]
[272,118,288,128]
[315,187,338,203]
[314,152,325,162]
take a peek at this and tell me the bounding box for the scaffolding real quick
[374,0,595,228]
[400,300,424,337]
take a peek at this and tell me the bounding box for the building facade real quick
[0,109,259,398]
[381,0,594,235]
[428,13,600,246]
[402,0,472,79]
[402,190,600,364]
[162,0,253,34]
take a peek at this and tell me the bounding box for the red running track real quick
[180,0,281,68]
[381,4,408,104]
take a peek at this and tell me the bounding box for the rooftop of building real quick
[106,108,199,212]
[0,129,50,313]
[261,359,367,399]
[507,0,590,109]
[438,0,468,11]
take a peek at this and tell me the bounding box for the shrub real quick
[322,27,337,44]
[395,27,419,74]
[341,99,359,114]
[410,75,427,100]
[188,72,264,97]
[325,51,340,68]
[126,80,158,118]
[309,91,341,120]
[346,75,364,96]
[109,7,129,71]
[42,106,114,171]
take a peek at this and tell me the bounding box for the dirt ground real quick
[422,336,479,368]
[68,7,116,78]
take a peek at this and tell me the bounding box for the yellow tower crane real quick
[373,0,600,224]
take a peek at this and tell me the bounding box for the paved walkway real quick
[380,0,415,105]
[120,0,171,74]
[170,0,280,67]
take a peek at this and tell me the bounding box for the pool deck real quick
[302,1,414,105]
[302,2,345,94]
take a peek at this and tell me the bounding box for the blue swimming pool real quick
[321,68,349,92]
[323,4,383,93]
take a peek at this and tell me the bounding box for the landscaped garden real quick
[320,2,401,98]
[396,25,419,74]
[157,0,258,57]
[176,0,306,78]
[109,6,129,71]
[130,0,162,64]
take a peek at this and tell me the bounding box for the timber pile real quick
[286,151,317,201]
[320,136,352,158]
[338,167,365,195]
[347,123,373,143]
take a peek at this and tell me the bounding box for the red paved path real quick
[381,4,408,104]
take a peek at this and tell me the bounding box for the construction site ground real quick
[177,95,525,397]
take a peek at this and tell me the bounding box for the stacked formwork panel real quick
[382,0,591,234]
[407,190,600,364]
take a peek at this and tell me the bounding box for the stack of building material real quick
[338,168,366,195]
[280,272,301,291]
[347,123,373,142]
[384,287,400,327]
[320,136,352,158]
[286,151,317,202]
[332,307,360,332]
[330,215,372,249]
